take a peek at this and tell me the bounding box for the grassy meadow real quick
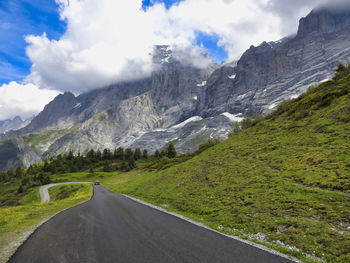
[0,183,92,263]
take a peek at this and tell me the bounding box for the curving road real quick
[39,182,92,202]
[10,185,295,263]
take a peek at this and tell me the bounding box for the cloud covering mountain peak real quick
[23,0,284,93]
[2,0,349,121]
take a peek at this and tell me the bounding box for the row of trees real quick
[0,143,178,182]
[84,147,149,163]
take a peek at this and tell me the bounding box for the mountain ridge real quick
[2,6,350,170]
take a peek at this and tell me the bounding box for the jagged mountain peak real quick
[297,4,350,37]
[12,116,23,122]
[0,116,29,134]
[153,45,173,64]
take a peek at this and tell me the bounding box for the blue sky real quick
[142,0,228,61]
[0,0,227,86]
[142,0,183,10]
[0,0,66,85]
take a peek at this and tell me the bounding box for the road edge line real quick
[123,194,302,263]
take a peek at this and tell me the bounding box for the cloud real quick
[24,0,335,94]
[0,81,59,120]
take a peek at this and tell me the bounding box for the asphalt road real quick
[9,186,295,263]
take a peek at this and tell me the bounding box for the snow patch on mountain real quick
[73,103,81,109]
[171,116,203,129]
[221,112,244,122]
[268,103,278,110]
[196,81,207,87]
[228,74,236,79]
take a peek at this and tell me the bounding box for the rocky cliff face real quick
[198,6,350,116]
[1,6,350,170]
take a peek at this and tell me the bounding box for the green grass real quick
[48,184,90,201]
[98,75,350,262]
[50,171,118,183]
[20,187,40,205]
[0,183,92,263]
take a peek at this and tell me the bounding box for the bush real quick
[197,139,221,153]
[166,143,177,158]
[17,185,24,194]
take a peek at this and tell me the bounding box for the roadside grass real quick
[48,184,91,201]
[50,171,121,184]
[20,187,40,205]
[0,183,92,263]
[0,181,21,207]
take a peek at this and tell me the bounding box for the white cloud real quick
[24,0,333,94]
[0,81,60,120]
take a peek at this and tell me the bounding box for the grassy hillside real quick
[0,184,92,263]
[101,66,350,262]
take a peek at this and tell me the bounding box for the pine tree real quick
[0,171,7,182]
[134,148,141,160]
[86,149,95,160]
[102,148,112,160]
[128,156,136,169]
[167,143,177,158]
[95,150,102,160]
[43,158,49,172]
[336,63,345,73]
[154,150,160,158]
[125,148,133,160]
[142,149,148,159]
[15,166,24,178]
[67,150,74,160]
[48,162,57,174]
[115,147,124,160]
[7,168,14,178]
[27,165,34,175]
[38,173,51,185]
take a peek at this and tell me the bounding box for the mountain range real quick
[1,6,350,170]
[0,116,30,134]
